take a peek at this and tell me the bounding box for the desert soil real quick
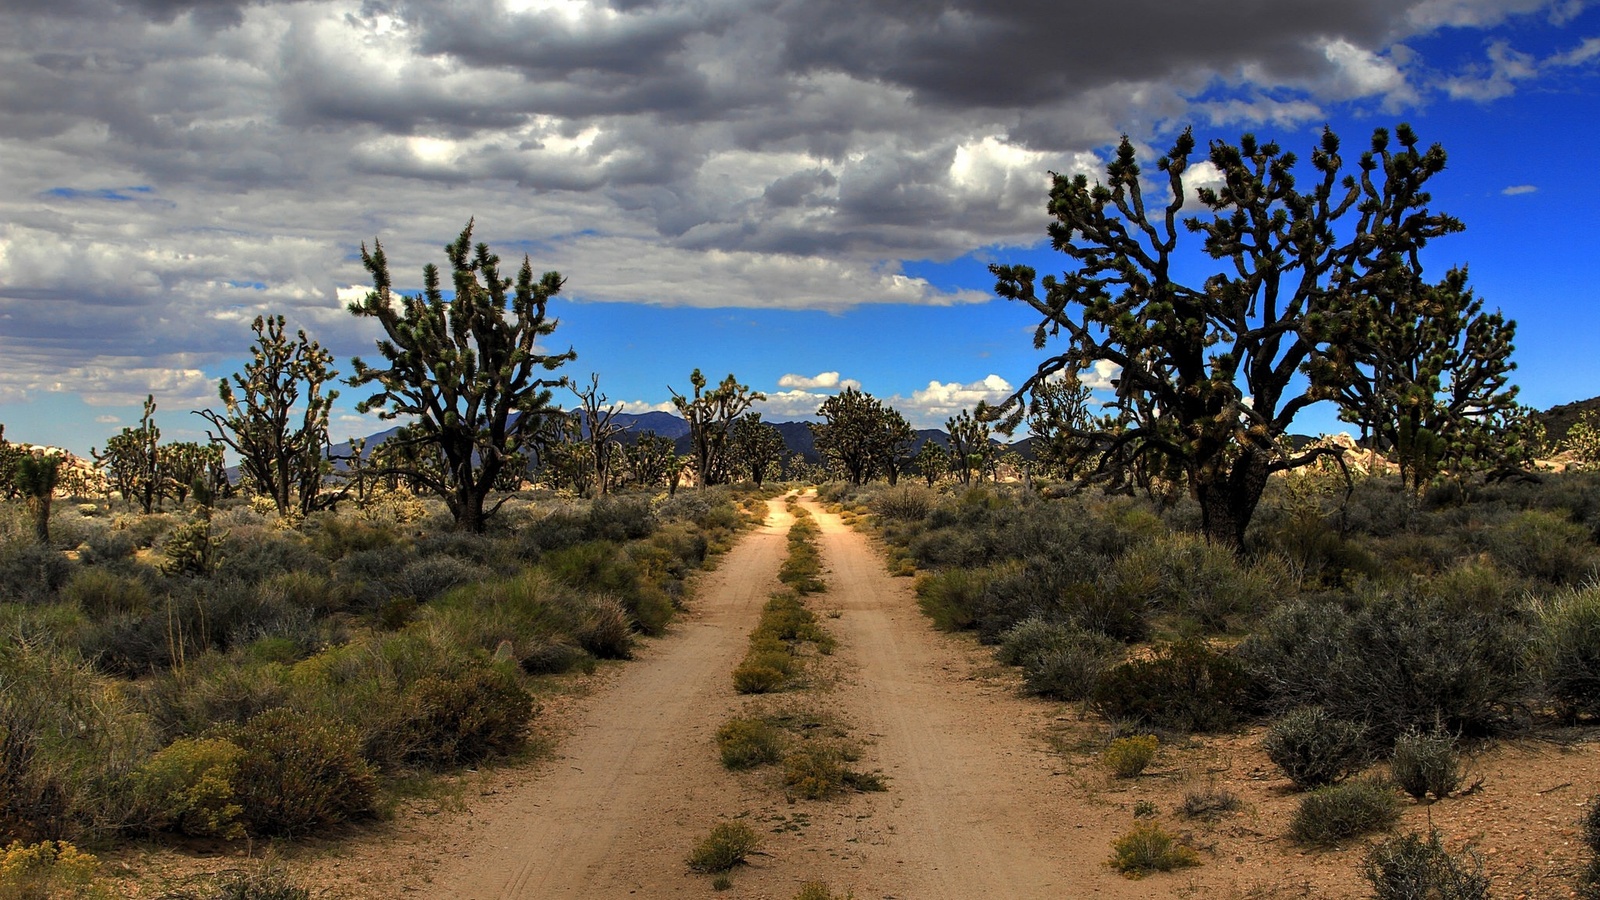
[121,493,1600,899]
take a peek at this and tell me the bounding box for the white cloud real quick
[896,374,1014,422]
[1444,40,1538,101]
[616,400,676,415]
[755,389,830,419]
[1502,184,1538,195]
[778,371,849,390]
[94,415,121,424]
[1319,39,1420,109]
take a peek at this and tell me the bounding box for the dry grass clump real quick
[1108,823,1200,878]
[1101,735,1159,778]
[687,821,760,873]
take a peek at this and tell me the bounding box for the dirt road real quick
[424,497,796,898]
[411,496,1155,899]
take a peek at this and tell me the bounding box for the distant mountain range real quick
[325,411,1026,467]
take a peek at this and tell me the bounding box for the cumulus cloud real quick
[616,399,677,415]
[895,374,1014,422]
[0,0,1580,425]
[755,389,831,420]
[777,371,857,390]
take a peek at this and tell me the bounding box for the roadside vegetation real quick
[0,484,757,894]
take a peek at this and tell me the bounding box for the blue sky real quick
[2,0,1598,456]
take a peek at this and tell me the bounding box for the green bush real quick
[781,743,883,799]
[1089,640,1261,732]
[715,718,785,770]
[0,541,72,604]
[1288,779,1402,848]
[1262,707,1369,790]
[129,737,244,839]
[1108,533,1279,631]
[398,662,534,769]
[1016,626,1120,701]
[1361,829,1489,900]
[1241,592,1528,745]
[687,821,759,873]
[915,569,988,632]
[63,569,152,618]
[1108,823,1200,877]
[1482,509,1595,584]
[227,708,376,837]
[732,660,789,695]
[871,485,934,522]
[1102,735,1158,778]
[1391,729,1463,801]
[1538,585,1600,721]
[0,641,152,843]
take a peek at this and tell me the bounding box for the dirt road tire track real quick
[797,496,1149,900]
[426,498,795,898]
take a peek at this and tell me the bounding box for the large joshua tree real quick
[990,124,1505,549]
[349,220,575,532]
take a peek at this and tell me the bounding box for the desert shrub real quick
[915,568,989,632]
[872,485,935,522]
[1288,779,1402,847]
[782,743,883,799]
[0,840,100,899]
[1089,640,1261,733]
[1108,823,1200,877]
[1362,829,1489,900]
[1241,592,1528,745]
[1102,735,1158,778]
[732,658,790,695]
[63,569,152,618]
[1391,729,1463,801]
[1583,795,1600,853]
[79,528,137,565]
[397,661,534,769]
[716,718,785,770]
[0,541,72,604]
[136,654,290,742]
[687,821,759,873]
[226,708,376,836]
[585,495,657,542]
[1537,585,1600,721]
[0,642,152,843]
[214,531,326,585]
[258,571,344,616]
[645,522,709,575]
[1179,786,1242,821]
[307,515,396,562]
[393,555,493,606]
[518,639,589,676]
[1481,509,1595,584]
[542,542,669,635]
[1262,707,1369,790]
[1108,533,1279,631]
[1004,621,1120,698]
[516,506,589,557]
[128,737,244,839]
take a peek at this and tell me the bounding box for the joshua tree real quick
[572,373,625,495]
[944,409,990,486]
[730,413,787,486]
[913,439,948,487]
[348,220,575,532]
[197,315,339,518]
[990,124,1478,548]
[626,431,679,490]
[95,395,163,513]
[810,388,914,485]
[670,370,763,487]
[14,451,60,543]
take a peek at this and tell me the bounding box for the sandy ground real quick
[117,494,1600,899]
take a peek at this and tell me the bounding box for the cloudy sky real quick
[3,0,1598,455]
